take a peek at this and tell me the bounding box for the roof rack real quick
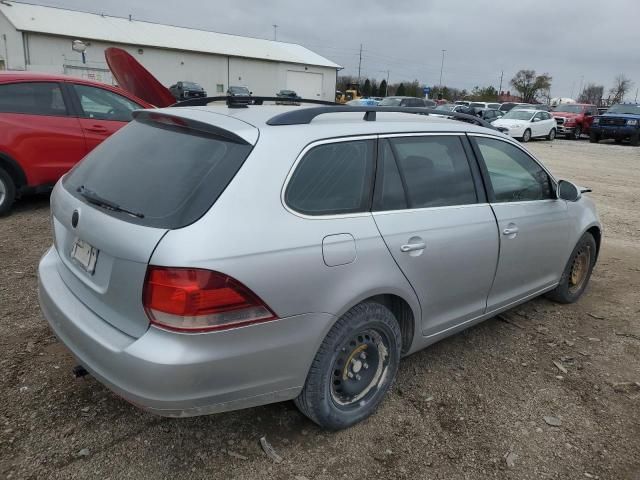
[266,106,497,129]
[172,96,338,108]
[171,96,497,130]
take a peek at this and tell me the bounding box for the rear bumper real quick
[38,247,334,417]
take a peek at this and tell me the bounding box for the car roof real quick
[510,108,538,113]
[162,104,504,138]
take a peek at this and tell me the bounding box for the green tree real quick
[370,79,379,97]
[396,82,406,96]
[379,79,388,97]
[510,70,552,103]
[362,79,372,97]
[470,85,498,101]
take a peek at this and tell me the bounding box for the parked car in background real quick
[226,85,253,106]
[454,100,471,106]
[169,81,206,101]
[346,98,379,106]
[551,104,598,140]
[476,108,505,122]
[492,108,557,142]
[275,89,300,105]
[379,96,436,108]
[469,101,501,111]
[499,102,531,112]
[0,71,152,215]
[590,103,640,146]
[38,100,601,430]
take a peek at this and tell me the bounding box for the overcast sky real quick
[20,0,640,99]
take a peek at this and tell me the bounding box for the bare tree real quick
[510,70,552,103]
[609,74,633,103]
[578,83,604,105]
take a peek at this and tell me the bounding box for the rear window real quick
[63,118,253,229]
[0,82,67,116]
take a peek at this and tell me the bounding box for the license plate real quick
[70,239,99,274]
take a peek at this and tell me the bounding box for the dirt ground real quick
[1,139,639,480]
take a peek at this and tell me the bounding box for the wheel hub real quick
[330,329,389,407]
[569,247,590,293]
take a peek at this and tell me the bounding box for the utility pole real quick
[498,70,504,95]
[439,49,446,87]
[635,88,638,102]
[578,75,584,100]
[385,70,390,96]
[272,24,278,41]
[357,44,363,86]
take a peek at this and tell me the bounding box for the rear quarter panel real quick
[150,130,422,349]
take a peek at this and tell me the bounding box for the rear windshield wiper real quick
[77,186,145,219]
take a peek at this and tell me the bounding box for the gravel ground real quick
[1,139,639,480]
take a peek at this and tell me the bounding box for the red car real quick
[0,71,153,215]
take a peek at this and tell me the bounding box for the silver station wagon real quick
[38,103,601,430]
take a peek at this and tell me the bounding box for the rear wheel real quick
[546,233,597,304]
[589,132,600,143]
[294,302,401,430]
[0,167,16,216]
[547,128,556,141]
[630,133,640,147]
[521,129,532,142]
[615,138,623,144]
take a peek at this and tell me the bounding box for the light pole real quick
[439,49,446,87]
[379,69,390,96]
[272,24,278,41]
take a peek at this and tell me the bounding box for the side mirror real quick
[532,117,540,122]
[250,91,253,95]
[557,180,581,202]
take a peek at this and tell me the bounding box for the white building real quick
[0,2,340,100]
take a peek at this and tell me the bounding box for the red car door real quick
[69,83,145,152]
[0,81,86,186]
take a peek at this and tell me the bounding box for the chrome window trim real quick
[281,135,378,220]
[372,203,491,217]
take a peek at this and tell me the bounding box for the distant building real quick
[498,91,521,103]
[0,2,340,100]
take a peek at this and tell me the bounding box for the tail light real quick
[143,267,277,332]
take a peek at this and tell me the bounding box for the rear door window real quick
[0,82,68,116]
[387,136,478,209]
[285,139,375,215]
[63,117,253,228]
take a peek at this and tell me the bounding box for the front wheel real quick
[0,167,16,216]
[547,128,556,141]
[630,133,640,146]
[589,132,600,143]
[546,233,597,304]
[294,302,402,430]
[570,125,582,140]
[521,129,532,142]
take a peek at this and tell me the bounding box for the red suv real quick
[551,103,598,140]
[0,71,153,214]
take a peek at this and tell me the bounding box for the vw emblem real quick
[71,209,79,228]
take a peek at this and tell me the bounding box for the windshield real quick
[182,82,201,89]
[470,103,485,108]
[501,110,534,121]
[64,119,253,229]
[606,104,640,115]
[436,104,455,111]
[379,97,402,106]
[554,105,583,113]
[229,86,250,95]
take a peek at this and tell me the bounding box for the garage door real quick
[286,71,323,99]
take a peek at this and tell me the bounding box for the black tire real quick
[571,125,582,140]
[630,133,640,147]
[294,302,402,430]
[615,138,623,144]
[546,233,597,304]
[0,167,16,216]
[589,132,600,143]
[521,129,532,142]
[547,128,556,141]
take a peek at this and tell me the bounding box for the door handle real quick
[400,242,426,253]
[503,226,519,235]
[86,125,108,133]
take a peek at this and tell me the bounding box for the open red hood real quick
[105,48,176,107]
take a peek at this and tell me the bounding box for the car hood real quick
[552,111,580,118]
[105,48,176,107]
[597,113,640,119]
[492,118,529,126]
